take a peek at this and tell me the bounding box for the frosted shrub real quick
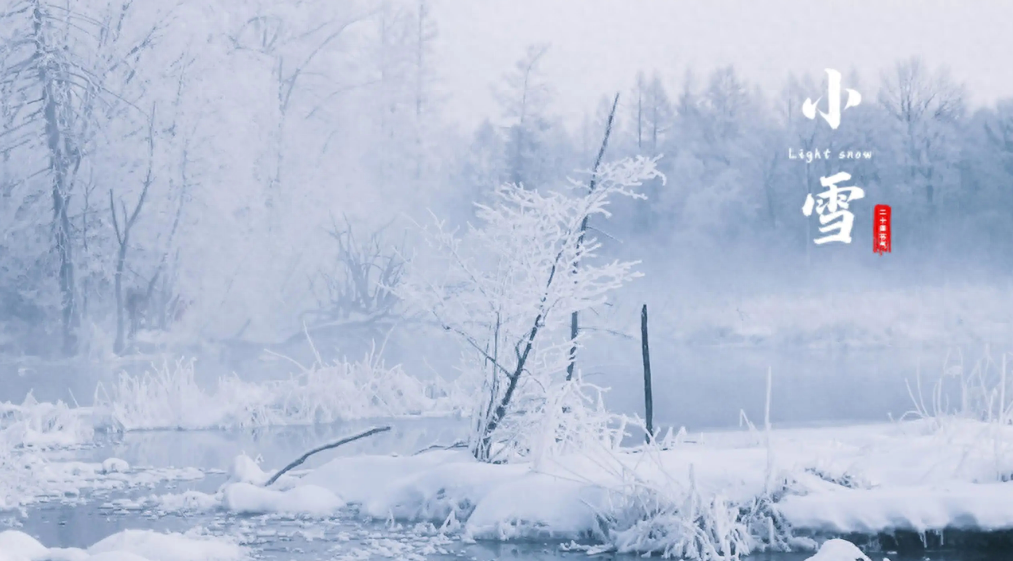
[601,465,753,560]
[401,155,664,461]
[0,392,94,448]
[529,377,627,466]
[95,352,466,431]
[590,456,799,560]
[905,348,1013,426]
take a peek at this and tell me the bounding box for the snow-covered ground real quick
[0,528,246,561]
[189,418,1013,557]
[5,412,998,559]
[3,359,1013,560]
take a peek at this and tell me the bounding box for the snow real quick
[0,529,246,561]
[6,387,1013,559]
[299,450,473,505]
[222,482,344,516]
[0,392,94,449]
[804,538,871,561]
[245,417,1013,556]
[0,447,204,512]
[87,530,246,561]
[464,472,608,540]
[101,458,130,474]
[227,454,270,486]
[780,481,1013,534]
[0,531,48,561]
[141,490,221,514]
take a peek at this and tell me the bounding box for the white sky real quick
[432,0,1013,127]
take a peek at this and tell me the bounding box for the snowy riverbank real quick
[4,364,1013,559]
[78,418,1013,559]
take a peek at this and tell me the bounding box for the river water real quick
[0,342,961,429]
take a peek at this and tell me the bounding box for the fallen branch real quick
[412,440,468,455]
[264,425,391,487]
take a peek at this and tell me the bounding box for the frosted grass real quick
[93,352,468,431]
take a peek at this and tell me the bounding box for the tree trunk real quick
[113,243,127,354]
[36,2,78,356]
[566,93,619,381]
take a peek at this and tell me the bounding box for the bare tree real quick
[878,57,965,211]
[0,0,160,355]
[498,44,551,187]
[109,106,155,355]
[300,217,406,349]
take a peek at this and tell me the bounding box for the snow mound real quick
[101,458,130,474]
[804,538,871,561]
[0,529,246,561]
[0,530,48,561]
[465,472,608,540]
[303,451,609,540]
[228,454,270,486]
[87,529,246,561]
[222,482,343,516]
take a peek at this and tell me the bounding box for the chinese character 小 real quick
[802,69,862,130]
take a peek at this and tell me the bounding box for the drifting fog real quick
[2,0,1013,428]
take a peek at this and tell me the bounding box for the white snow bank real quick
[780,481,1013,534]
[804,538,871,561]
[300,451,617,539]
[465,472,609,540]
[278,418,1013,556]
[0,529,246,561]
[94,356,466,431]
[301,450,475,505]
[88,529,246,561]
[222,482,343,515]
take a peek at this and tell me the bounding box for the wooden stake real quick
[641,304,654,443]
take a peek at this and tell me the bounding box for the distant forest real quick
[2,0,1011,358]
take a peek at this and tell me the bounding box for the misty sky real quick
[433,0,1013,126]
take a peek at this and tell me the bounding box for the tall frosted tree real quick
[0,0,161,355]
[497,44,554,188]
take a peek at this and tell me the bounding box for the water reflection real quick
[86,417,470,471]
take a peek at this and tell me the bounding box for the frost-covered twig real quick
[264,425,391,487]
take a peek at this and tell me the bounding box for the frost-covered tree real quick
[878,57,965,213]
[496,44,560,188]
[401,155,663,462]
[0,0,165,355]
